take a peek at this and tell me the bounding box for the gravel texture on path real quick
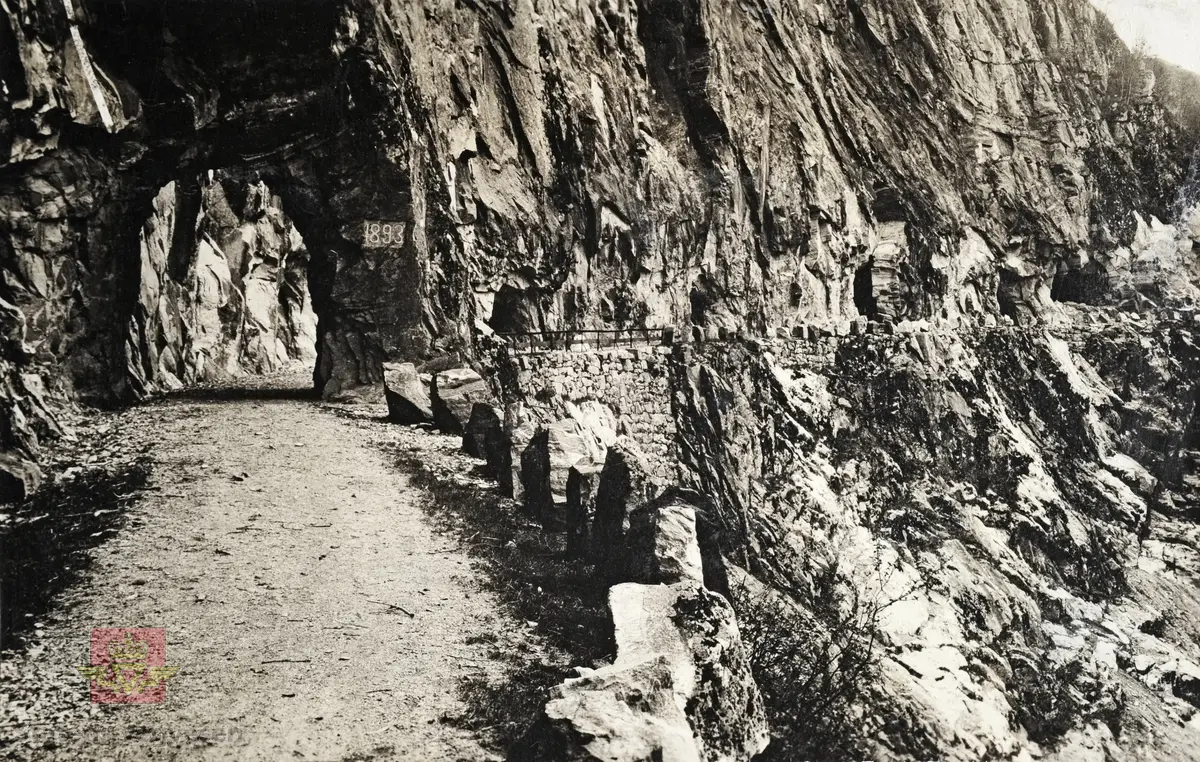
[2,377,526,761]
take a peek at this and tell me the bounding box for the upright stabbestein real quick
[383,362,433,425]
[431,369,496,435]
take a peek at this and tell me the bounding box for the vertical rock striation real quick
[2,0,1198,482]
[130,175,317,394]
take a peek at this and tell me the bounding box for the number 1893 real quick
[363,220,406,248]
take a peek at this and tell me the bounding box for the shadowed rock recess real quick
[5,0,1200,758]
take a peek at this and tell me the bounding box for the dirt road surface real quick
[1,385,520,761]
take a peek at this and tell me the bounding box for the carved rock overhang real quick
[5,0,423,399]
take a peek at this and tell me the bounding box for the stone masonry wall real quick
[488,303,1200,486]
[496,343,676,478]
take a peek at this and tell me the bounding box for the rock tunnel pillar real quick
[305,237,389,402]
[271,146,431,402]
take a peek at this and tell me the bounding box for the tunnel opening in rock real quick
[487,280,541,335]
[35,0,428,405]
[789,281,803,309]
[131,172,318,393]
[1051,265,1110,305]
[997,270,1024,322]
[0,10,27,103]
[853,259,878,319]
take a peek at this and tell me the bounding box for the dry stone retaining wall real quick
[497,344,676,478]
[486,308,1200,484]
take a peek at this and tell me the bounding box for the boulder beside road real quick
[383,362,433,424]
[431,368,495,435]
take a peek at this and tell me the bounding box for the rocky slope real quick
[672,315,1200,760]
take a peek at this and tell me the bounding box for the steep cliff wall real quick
[3,0,1196,403]
[130,175,317,394]
[0,0,1194,417]
[349,0,1198,331]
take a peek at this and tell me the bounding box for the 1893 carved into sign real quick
[362,221,406,249]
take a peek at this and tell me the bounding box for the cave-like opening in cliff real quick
[1050,265,1110,305]
[130,172,318,393]
[853,258,878,320]
[997,270,1024,322]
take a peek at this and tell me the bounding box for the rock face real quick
[383,362,433,424]
[0,452,41,503]
[525,582,767,762]
[130,177,318,394]
[0,295,59,495]
[1104,210,1200,309]
[2,0,1198,485]
[673,328,1200,760]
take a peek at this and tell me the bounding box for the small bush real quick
[450,664,567,750]
[1139,612,1169,638]
[732,568,882,762]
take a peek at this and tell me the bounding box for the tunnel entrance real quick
[1050,265,1110,305]
[8,0,441,405]
[853,258,878,320]
[0,0,475,506]
[130,172,318,395]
